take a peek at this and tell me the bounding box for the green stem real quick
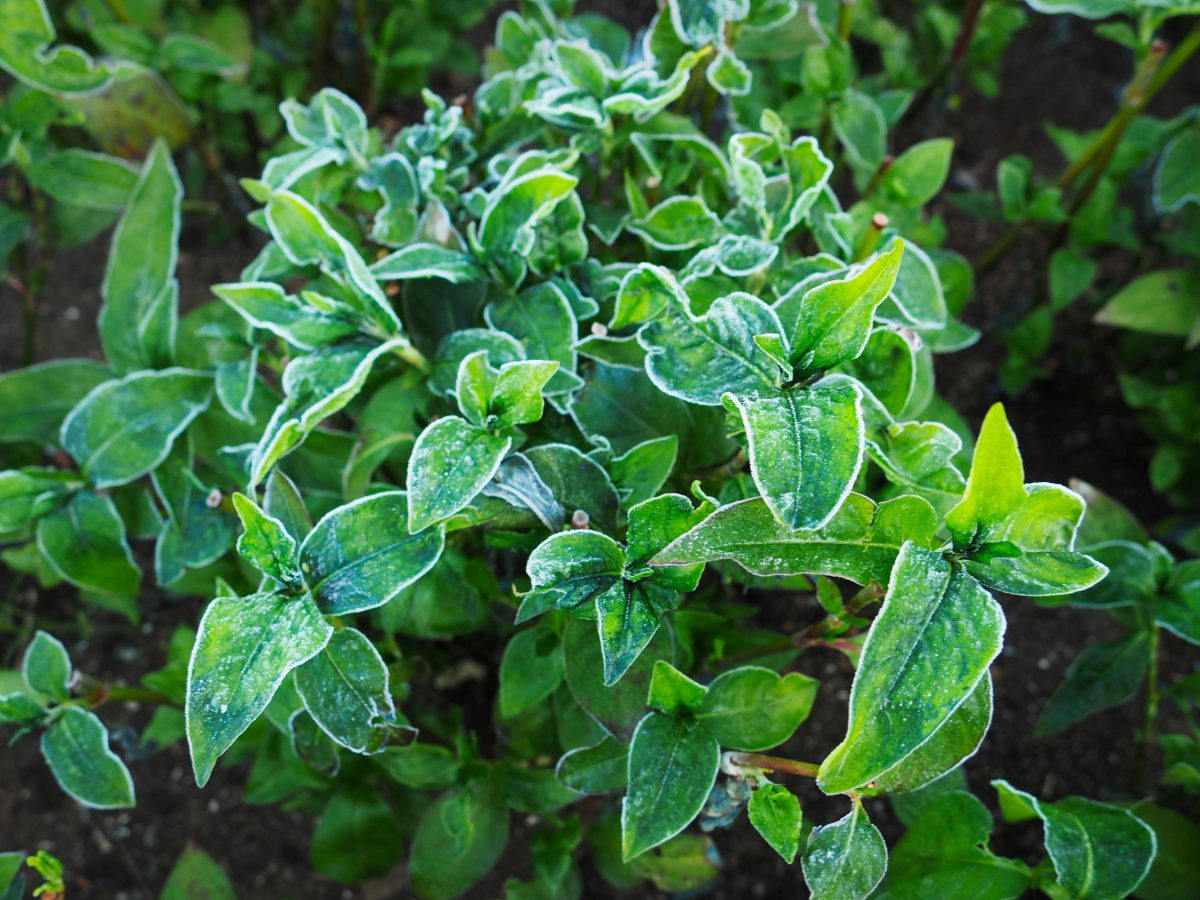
[729,752,821,779]
[1136,625,1161,790]
[102,0,133,24]
[975,27,1199,277]
[836,0,855,43]
[103,686,176,706]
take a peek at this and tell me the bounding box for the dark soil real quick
[1,3,1197,898]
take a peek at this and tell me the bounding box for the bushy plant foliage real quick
[1,0,1198,897]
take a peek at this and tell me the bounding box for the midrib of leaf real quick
[323,646,377,722]
[676,304,775,388]
[310,538,410,597]
[84,401,180,474]
[849,564,953,749]
[234,601,294,687]
[1054,809,1095,897]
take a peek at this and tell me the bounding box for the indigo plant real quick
[1,1,1197,897]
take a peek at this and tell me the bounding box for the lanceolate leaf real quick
[727,378,865,530]
[945,404,1026,548]
[992,781,1156,900]
[406,417,513,532]
[186,592,333,786]
[61,369,213,488]
[37,491,140,596]
[652,493,937,585]
[873,674,993,794]
[1034,632,1150,738]
[232,492,302,587]
[99,140,182,372]
[801,802,888,900]
[249,338,408,488]
[787,240,905,373]
[370,243,486,284]
[818,543,1004,794]
[0,359,111,446]
[40,707,135,809]
[596,582,661,686]
[300,491,445,615]
[294,627,398,754]
[622,713,720,860]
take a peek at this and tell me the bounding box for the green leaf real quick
[647,661,707,716]
[622,713,720,860]
[407,416,512,533]
[878,139,954,208]
[1131,802,1200,900]
[945,403,1026,547]
[802,802,888,900]
[1095,269,1200,340]
[991,781,1156,900]
[889,791,1032,899]
[628,196,724,251]
[100,141,182,372]
[727,378,864,530]
[61,369,213,489]
[1034,632,1150,737]
[500,621,565,718]
[788,240,905,373]
[375,744,460,790]
[596,582,663,686]
[964,547,1109,597]
[747,783,803,864]
[160,844,236,900]
[300,491,445,615]
[263,190,400,334]
[0,691,46,725]
[557,735,628,794]
[231,492,302,588]
[311,791,404,883]
[696,667,817,751]
[832,91,887,171]
[370,243,486,284]
[653,492,936,585]
[409,782,510,898]
[186,592,333,786]
[525,529,626,615]
[563,618,675,737]
[0,360,111,446]
[23,630,70,703]
[491,359,560,426]
[1155,127,1200,213]
[249,338,408,488]
[1158,560,1200,644]
[294,627,399,754]
[26,150,138,211]
[818,543,1004,794]
[485,283,579,396]
[37,491,140,595]
[873,674,993,794]
[0,0,113,93]
[478,167,579,284]
[625,493,711,591]
[40,707,135,809]
[638,277,784,405]
[212,282,358,350]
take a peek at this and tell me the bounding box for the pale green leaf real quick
[300,491,445,615]
[41,707,135,809]
[818,543,1004,794]
[748,783,802,863]
[186,592,333,786]
[406,417,512,532]
[728,378,864,530]
[294,627,398,754]
[61,368,212,489]
[622,713,720,860]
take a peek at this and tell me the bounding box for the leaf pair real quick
[621,661,817,859]
[188,490,444,784]
[0,632,135,809]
